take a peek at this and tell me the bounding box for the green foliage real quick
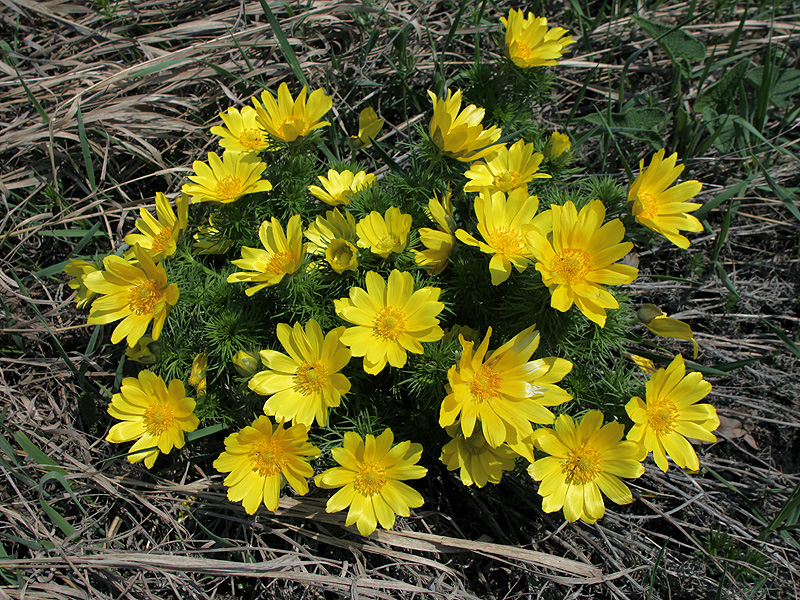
[700,528,768,584]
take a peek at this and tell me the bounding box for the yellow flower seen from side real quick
[315,428,427,536]
[335,270,444,375]
[529,411,645,524]
[227,215,307,296]
[308,169,376,206]
[232,349,260,377]
[428,89,502,162]
[637,303,699,359]
[188,352,207,396]
[124,192,189,262]
[106,371,199,469]
[182,151,272,204]
[210,106,274,153]
[626,354,719,472]
[84,245,179,347]
[349,107,384,150]
[214,416,320,514]
[456,188,552,285]
[500,9,576,68]
[625,353,656,375]
[305,208,357,254]
[464,140,551,193]
[413,190,457,275]
[440,424,519,488]
[252,83,332,143]
[125,335,160,365]
[193,216,233,255]
[439,325,573,448]
[249,319,352,428]
[628,149,703,249]
[526,199,638,327]
[544,131,571,160]
[64,259,99,309]
[356,206,412,259]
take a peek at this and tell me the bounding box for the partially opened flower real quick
[428,89,502,162]
[334,270,444,375]
[124,192,189,261]
[252,83,332,143]
[188,352,207,396]
[227,215,307,296]
[626,354,719,472]
[526,199,638,327]
[349,107,384,150]
[106,371,198,469]
[464,140,550,193]
[637,304,699,359]
[210,106,274,153]
[183,151,272,204]
[315,428,427,536]
[529,411,645,524]
[356,206,412,258]
[193,216,233,255]
[439,325,573,448]
[232,350,260,377]
[440,424,519,487]
[64,259,99,309]
[413,191,456,275]
[544,131,571,160]
[500,9,576,68]
[125,335,160,365]
[84,245,179,347]
[305,208,359,273]
[308,169,376,206]
[214,416,320,514]
[249,319,351,427]
[628,149,704,249]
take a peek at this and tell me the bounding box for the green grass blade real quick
[258,0,308,87]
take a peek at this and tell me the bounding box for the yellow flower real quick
[439,325,573,448]
[124,192,189,261]
[188,352,207,396]
[442,324,480,344]
[356,206,412,258]
[249,320,352,427]
[213,416,320,514]
[106,371,199,469]
[227,215,307,296]
[334,270,444,375]
[428,89,502,162]
[526,199,638,327]
[308,169,376,206]
[315,428,427,536]
[637,304,699,359]
[500,9,576,68]
[84,245,179,347]
[64,259,99,309]
[252,83,332,143]
[464,140,551,193]
[182,151,273,204]
[305,208,359,273]
[413,191,456,275]
[233,350,260,376]
[456,188,551,285]
[193,216,233,255]
[544,131,571,160]
[529,411,645,524]
[440,425,518,487]
[626,354,719,472]
[126,335,160,365]
[625,353,656,375]
[210,105,274,153]
[628,149,703,249]
[349,107,384,150]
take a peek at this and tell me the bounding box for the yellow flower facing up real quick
[456,188,552,285]
[500,9,576,68]
[125,335,160,365]
[188,352,207,396]
[210,106,274,153]
[214,416,320,514]
[628,149,703,249]
[428,89,502,162]
[529,411,645,524]
[252,83,332,143]
[183,151,272,204]
[526,200,638,327]
[64,259,99,309]
[193,216,233,255]
[464,140,551,193]
[544,131,571,160]
[349,107,384,150]
[440,424,518,488]
[84,245,179,347]
[227,215,307,296]
[335,270,444,375]
[626,354,719,472]
[124,192,189,262]
[315,428,427,536]
[356,206,412,259]
[106,371,199,469]
[439,325,573,448]
[413,191,456,275]
[308,169,376,206]
[249,319,352,428]
[637,303,699,359]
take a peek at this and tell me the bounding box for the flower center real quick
[295,360,329,394]
[487,226,525,255]
[329,241,355,268]
[646,397,678,435]
[469,364,502,403]
[143,401,175,436]
[215,175,244,201]
[249,437,288,477]
[263,251,295,275]
[376,234,402,254]
[128,279,163,315]
[562,443,602,485]
[150,226,174,254]
[515,42,532,59]
[372,306,407,341]
[636,191,659,220]
[553,248,592,284]
[353,460,387,496]
[493,171,524,192]
[239,128,265,150]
